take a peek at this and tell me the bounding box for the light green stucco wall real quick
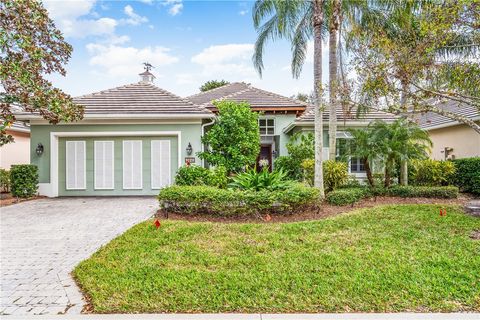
[30,123,203,187]
[57,136,178,196]
[291,126,330,146]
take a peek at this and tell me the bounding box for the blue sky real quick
[44,0,327,98]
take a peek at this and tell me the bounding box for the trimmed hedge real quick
[409,159,456,186]
[158,184,320,216]
[10,165,39,198]
[175,165,227,189]
[452,157,480,195]
[387,185,459,199]
[326,188,367,206]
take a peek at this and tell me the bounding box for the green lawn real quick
[74,204,480,313]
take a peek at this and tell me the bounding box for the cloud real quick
[175,73,196,85]
[138,0,153,4]
[123,5,148,25]
[162,0,183,16]
[86,43,179,77]
[239,10,248,16]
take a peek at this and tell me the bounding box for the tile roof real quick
[296,105,399,123]
[187,82,308,110]
[410,101,480,130]
[72,82,212,116]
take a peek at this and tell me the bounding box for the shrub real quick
[323,160,348,191]
[340,175,362,189]
[387,185,459,199]
[452,157,480,195]
[301,159,349,190]
[274,133,314,181]
[0,169,10,193]
[158,184,320,216]
[326,188,367,206]
[409,159,456,186]
[10,165,38,198]
[175,165,227,188]
[229,167,293,191]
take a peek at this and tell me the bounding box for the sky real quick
[43,0,329,98]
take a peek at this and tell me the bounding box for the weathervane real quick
[143,62,153,72]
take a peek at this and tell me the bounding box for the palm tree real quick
[328,0,341,161]
[345,127,378,187]
[253,0,327,197]
[370,118,432,188]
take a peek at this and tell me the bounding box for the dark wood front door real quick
[257,145,272,171]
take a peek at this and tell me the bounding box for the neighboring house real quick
[412,102,480,160]
[0,122,31,169]
[15,72,398,197]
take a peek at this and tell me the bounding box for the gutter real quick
[201,118,216,167]
[282,120,373,134]
[14,113,215,121]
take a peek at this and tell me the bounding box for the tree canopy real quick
[198,100,260,174]
[199,80,230,92]
[0,0,83,145]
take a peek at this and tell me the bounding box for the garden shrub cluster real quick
[10,165,39,198]
[158,184,320,216]
[326,188,367,206]
[301,159,348,191]
[175,165,227,189]
[0,169,10,193]
[452,157,480,195]
[387,185,459,198]
[229,167,293,191]
[408,159,455,186]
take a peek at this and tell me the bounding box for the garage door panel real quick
[151,140,171,189]
[123,140,143,190]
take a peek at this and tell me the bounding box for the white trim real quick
[122,140,143,190]
[65,140,86,190]
[16,113,214,120]
[45,131,181,197]
[151,140,171,189]
[29,119,203,125]
[94,141,115,190]
[259,117,276,136]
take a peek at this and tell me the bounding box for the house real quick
[0,121,31,169]
[412,102,480,160]
[15,71,398,197]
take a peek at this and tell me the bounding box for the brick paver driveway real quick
[1,197,157,316]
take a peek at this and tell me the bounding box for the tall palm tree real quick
[370,118,432,188]
[328,0,341,161]
[346,127,377,187]
[253,0,326,197]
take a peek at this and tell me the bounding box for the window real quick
[151,140,171,189]
[66,141,86,190]
[94,141,114,190]
[259,118,275,135]
[123,140,143,189]
[350,158,366,173]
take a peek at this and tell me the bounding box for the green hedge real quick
[10,165,39,198]
[326,188,368,206]
[0,169,10,193]
[409,159,456,186]
[387,186,459,199]
[158,184,320,216]
[175,165,227,189]
[452,157,480,195]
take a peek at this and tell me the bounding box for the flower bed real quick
[158,184,320,216]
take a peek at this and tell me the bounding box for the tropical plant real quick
[198,100,260,174]
[199,80,230,92]
[229,167,293,191]
[370,118,432,187]
[345,127,379,187]
[252,0,326,197]
[274,132,314,181]
[322,160,348,191]
[0,0,83,146]
[408,159,456,187]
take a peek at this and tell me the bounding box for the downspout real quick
[201,117,216,167]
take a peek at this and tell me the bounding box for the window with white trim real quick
[123,140,143,189]
[350,158,366,173]
[66,141,86,190]
[259,118,275,135]
[94,141,114,190]
[151,140,171,189]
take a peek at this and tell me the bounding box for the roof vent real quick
[139,62,155,83]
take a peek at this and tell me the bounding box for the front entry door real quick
[257,145,272,171]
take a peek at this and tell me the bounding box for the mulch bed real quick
[0,192,45,207]
[157,194,476,224]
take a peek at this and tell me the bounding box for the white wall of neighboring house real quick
[428,123,480,160]
[0,130,31,169]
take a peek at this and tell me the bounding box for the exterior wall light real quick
[36,143,44,156]
[186,143,193,155]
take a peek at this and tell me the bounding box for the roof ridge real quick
[248,85,310,107]
[186,82,247,99]
[145,83,212,113]
[202,85,253,107]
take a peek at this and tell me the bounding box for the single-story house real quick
[412,102,480,160]
[15,71,398,197]
[0,121,31,169]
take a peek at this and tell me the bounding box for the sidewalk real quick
[4,313,480,320]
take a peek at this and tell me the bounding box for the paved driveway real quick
[1,197,157,316]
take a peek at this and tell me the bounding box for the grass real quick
[74,204,480,313]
